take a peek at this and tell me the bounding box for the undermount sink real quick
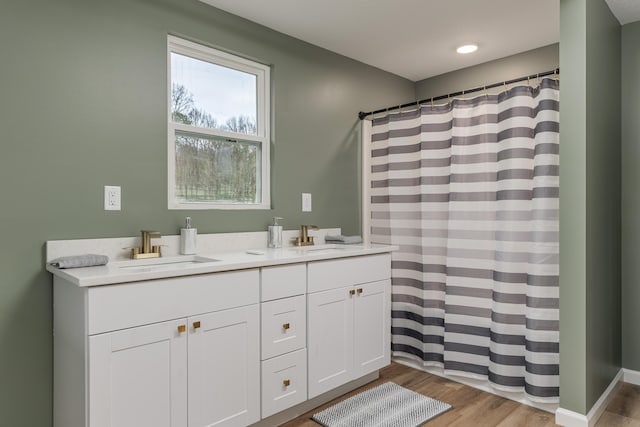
[306,246,348,252]
[114,255,220,272]
[285,244,351,254]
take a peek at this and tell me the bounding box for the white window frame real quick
[167,35,271,210]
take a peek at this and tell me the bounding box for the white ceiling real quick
[199,0,560,82]
[198,0,640,82]
[606,0,640,25]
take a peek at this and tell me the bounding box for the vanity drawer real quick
[261,349,307,418]
[261,295,306,360]
[307,254,391,293]
[261,263,306,301]
[87,269,259,335]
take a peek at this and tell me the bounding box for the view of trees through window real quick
[171,82,260,203]
[168,39,269,209]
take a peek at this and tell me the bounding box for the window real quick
[167,36,270,209]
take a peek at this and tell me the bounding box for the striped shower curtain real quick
[370,78,559,402]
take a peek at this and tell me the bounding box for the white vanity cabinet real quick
[54,269,260,427]
[306,254,391,398]
[51,247,395,427]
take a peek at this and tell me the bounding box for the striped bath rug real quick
[312,382,451,427]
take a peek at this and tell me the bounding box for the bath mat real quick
[311,381,451,427]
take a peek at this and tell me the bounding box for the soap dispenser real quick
[180,217,197,255]
[268,217,283,248]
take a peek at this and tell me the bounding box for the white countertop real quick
[47,244,397,287]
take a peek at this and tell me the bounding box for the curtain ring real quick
[484,85,488,99]
[503,81,508,93]
[537,73,541,87]
[430,97,434,109]
[527,76,531,87]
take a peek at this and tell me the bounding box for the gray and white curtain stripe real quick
[370,78,560,402]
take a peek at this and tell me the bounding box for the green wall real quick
[559,0,621,414]
[622,22,640,371]
[415,43,559,100]
[0,1,414,425]
[559,0,587,413]
[585,0,622,410]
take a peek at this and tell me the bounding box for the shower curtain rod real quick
[357,67,559,120]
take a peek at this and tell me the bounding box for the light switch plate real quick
[302,193,312,212]
[104,186,121,211]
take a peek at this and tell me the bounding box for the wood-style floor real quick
[596,382,640,426]
[281,362,640,427]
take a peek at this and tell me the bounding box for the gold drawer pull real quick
[283,379,291,387]
[177,324,186,333]
[349,289,356,296]
[282,323,290,330]
[357,288,363,295]
[193,321,201,330]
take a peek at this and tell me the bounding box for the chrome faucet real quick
[129,230,162,259]
[294,225,319,246]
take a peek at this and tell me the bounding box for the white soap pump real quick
[268,217,283,248]
[180,217,197,255]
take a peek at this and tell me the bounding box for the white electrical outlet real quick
[104,186,121,211]
[302,193,312,212]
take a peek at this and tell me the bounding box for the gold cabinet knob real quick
[193,321,201,330]
[357,288,363,295]
[283,379,291,387]
[282,323,290,330]
[177,324,186,333]
[349,289,356,296]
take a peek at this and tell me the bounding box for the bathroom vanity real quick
[48,241,394,427]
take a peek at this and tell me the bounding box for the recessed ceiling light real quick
[456,44,478,54]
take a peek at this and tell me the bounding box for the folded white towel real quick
[49,254,109,269]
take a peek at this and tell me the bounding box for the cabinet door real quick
[307,286,354,398]
[353,279,391,378]
[188,305,260,427]
[89,319,188,427]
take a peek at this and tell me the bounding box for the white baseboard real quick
[555,408,589,427]
[623,368,640,386]
[555,368,623,427]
